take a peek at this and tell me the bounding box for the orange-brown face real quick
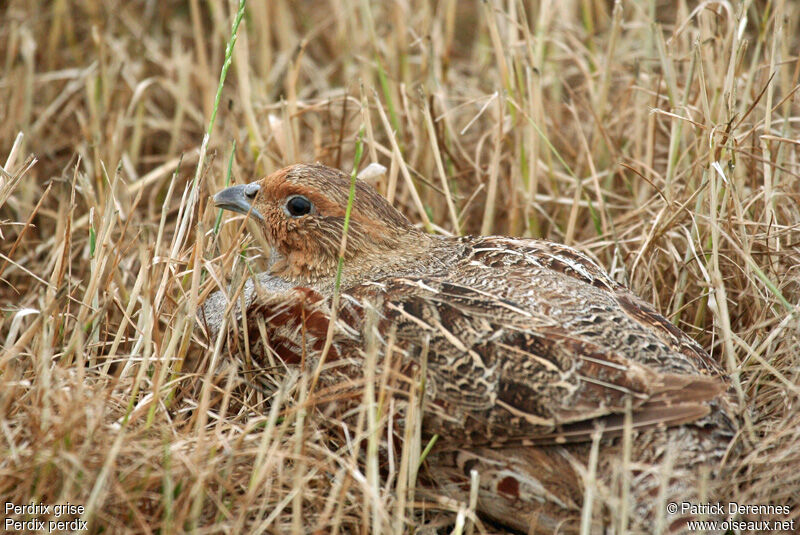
[214,163,415,283]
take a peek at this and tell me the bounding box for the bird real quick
[203,163,737,533]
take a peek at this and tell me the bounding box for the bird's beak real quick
[213,183,264,221]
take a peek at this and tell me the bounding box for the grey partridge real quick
[203,163,737,533]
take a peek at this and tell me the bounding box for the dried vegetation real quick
[1,0,799,533]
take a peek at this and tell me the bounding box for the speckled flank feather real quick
[204,164,737,533]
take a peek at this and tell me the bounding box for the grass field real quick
[1,0,799,533]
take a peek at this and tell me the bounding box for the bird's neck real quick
[269,231,461,294]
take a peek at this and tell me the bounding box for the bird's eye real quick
[285,195,313,217]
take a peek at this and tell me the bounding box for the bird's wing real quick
[347,266,726,446]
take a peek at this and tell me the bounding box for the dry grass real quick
[1,0,799,533]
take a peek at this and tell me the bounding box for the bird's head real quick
[213,163,426,286]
